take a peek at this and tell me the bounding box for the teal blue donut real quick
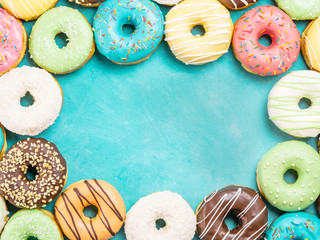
[93,0,164,64]
[265,212,320,240]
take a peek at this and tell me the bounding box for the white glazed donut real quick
[0,195,9,233]
[125,191,196,240]
[0,66,63,136]
[152,0,183,6]
[268,70,320,138]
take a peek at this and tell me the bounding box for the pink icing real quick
[0,9,24,73]
[233,6,300,76]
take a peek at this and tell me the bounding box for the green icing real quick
[257,141,320,212]
[1,209,62,240]
[276,0,320,20]
[29,7,93,74]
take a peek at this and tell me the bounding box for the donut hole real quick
[20,92,34,107]
[284,169,298,184]
[122,24,136,35]
[83,205,98,218]
[298,97,312,110]
[55,32,69,49]
[224,213,240,230]
[191,25,205,37]
[27,237,39,240]
[26,165,38,181]
[155,218,166,230]
[258,34,273,47]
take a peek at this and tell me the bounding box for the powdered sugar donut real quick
[152,0,182,6]
[125,191,196,240]
[0,66,63,136]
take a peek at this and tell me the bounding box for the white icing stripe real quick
[3,0,22,18]
[16,0,34,16]
[237,194,258,218]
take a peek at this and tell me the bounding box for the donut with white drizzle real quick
[218,0,259,10]
[196,185,268,240]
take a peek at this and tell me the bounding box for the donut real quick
[265,212,320,240]
[1,209,63,239]
[218,0,259,10]
[232,6,300,76]
[55,179,126,240]
[0,0,58,22]
[257,140,320,212]
[69,0,105,7]
[152,0,183,6]
[0,123,7,160]
[0,138,67,209]
[0,66,63,136]
[0,195,9,233]
[125,191,196,240]
[93,0,164,65]
[29,7,95,74]
[196,185,268,240]
[317,196,320,216]
[301,18,320,73]
[268,70,320,138]
[165,0,233,65]
[275,0,320,20]
[0,9,27,75]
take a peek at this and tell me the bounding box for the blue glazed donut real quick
[93,0,164,64]
[265,212,320,240]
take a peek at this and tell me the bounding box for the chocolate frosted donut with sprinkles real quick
[93,0,164,65]
[196,185,268,240]
[218,0,259,10]
[0,138,67,209]
[232,5,300,76]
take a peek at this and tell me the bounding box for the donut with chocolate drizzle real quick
[218,0,258,10]
[0,138,67,209]
[196,185,268,240]
[54,179,126,240]
[69,0,105,7]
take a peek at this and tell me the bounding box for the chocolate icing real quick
[218,0,258,10]
[69,0,105,6]
[196,185,268,240]
[0,138,67,208]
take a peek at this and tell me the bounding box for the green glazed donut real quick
[257,141,320,212]
[275,0,320,20]
[1,209,63,240]
[29,7,94,74]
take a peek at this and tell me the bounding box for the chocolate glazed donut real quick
[69,0,105,7]
[218,0,258,10]
[196,185,268,240]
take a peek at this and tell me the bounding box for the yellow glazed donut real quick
[165,0,233,65]
[301,18,320,72]
[0,0,58,21]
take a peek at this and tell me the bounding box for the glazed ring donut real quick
[196,185,268,240]
[268,70,320,138]
[0,8,27,75]
[93,0,164,65]
[0,0,58,21]
[69,0,105,7]
[276,0,320,20]
[0,66,63,136]
[301,18,320,72]
[218,0,259,10]
[265,212,320,239]
[1,209,63,239]
[55,179,126,240]
[125,191,196,240]
[29,7,95,74]
[0,123,7,160]
[165,0,233,65]
[232,5,300,76]
[0,195,9,233]
[0,138,68,209]
[257,140,320,212]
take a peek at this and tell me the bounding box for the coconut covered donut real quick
[276,0,320,20]
[69,0,105,7]
[0,66,63,136]
[152,0,183,6]
[125,191,196,240]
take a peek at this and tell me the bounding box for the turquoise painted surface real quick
[0,127,3,153]
[2,0,317,239]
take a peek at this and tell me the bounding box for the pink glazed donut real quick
[232,5,300,76]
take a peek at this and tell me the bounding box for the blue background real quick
[3,0,317,239]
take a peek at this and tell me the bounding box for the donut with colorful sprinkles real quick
[232,5,300,76]
[265,212,320,240]
[93,0,164,65]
